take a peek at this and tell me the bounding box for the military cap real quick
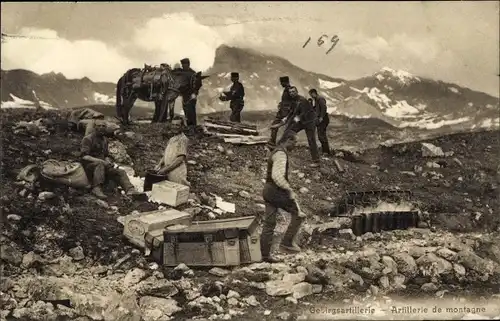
[180,58,190,64]
[231,72,239,77]
[279,76,290,82]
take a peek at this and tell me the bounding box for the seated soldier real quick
[80,121,140,199]
[153,117,190,186]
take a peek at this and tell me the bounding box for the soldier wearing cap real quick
[278,86,320,167]
[268,76,294,146]
[179,58,199,130]
[220,72,245,122]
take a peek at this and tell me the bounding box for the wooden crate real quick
[150,180,190,207]
[163,226,241,267]
[122,208,191,248]
[153,216,261,267]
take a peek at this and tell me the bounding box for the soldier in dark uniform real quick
[80,121,140,200]
[260,134,306,263]
[309,88,331,155]
[220,72,245,123]
[268,76,293,147]
[278,86,320,167]
[180,58,198,131]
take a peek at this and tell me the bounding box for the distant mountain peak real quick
[375,67,420,85]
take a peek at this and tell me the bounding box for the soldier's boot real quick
[280,216,304,253]
[260,222,282,263]
[91,186,107,200]
[260,238,282,263]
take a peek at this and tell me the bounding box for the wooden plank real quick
[204,122,258,136]
[204,117,257,130]
[223,136,269,145]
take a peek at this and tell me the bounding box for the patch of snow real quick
[399,116,470,130]
[84,97,88,101]
[352,87,392,110]
[39,101,56,109]
[471,117,500,130]
[217,73,226,77]
[251,72,259,78]
[65,100,69,103]
[1,94,36,109]
[486,104,497,110]
[319,79,343,89]
[384,100,420,118]
[383,85,393,91]
[375,74,385,81]
[468,102,474,107]
[448,87,460,94]
[379,67,420,85]
[266,60,274,64]
[415,103,427,111]
[93,92,115,104]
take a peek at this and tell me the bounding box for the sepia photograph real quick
[1,1,499,320]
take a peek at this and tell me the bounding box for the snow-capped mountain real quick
[1,69,115,109]
[2,45,498,131]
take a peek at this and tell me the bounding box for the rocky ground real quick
[1,108,499,321]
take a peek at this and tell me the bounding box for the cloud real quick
[1,13,253,81]
[339,31,441,64]
[1,28,133,82]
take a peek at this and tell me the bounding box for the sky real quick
[1,2,499,97]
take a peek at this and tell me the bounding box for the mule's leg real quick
[123,95,137,125]
[167,100,175,122]
[157,97,169,123]
[152,100,160,123]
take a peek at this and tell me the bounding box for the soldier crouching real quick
[80,120,140,200]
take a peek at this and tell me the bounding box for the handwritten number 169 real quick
[303,35,339,54]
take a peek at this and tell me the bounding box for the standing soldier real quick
[260,134,306,263]
[308,89,331,155]
[220,72,245,123]
[180,58,198,133]
[278,86,320,167]
[268,76,293,147]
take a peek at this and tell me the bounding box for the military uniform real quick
[180,58,198,128]
[80,131,135,198]
[278,93,320,163]
[313,94,331,155]
[224,72,245,123]
[269,76,294,146]
[261,145,304,261]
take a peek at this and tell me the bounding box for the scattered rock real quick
[421,282,438,292]
[227,290,240,299]
[21,251,42,269]
[244,295,259,307]
[7,214,22,221]
[0,244,23,266]
[68,246,85,261]
[421,143,444,157]
[457,250,497,276]
[392,253,418,279]
[282,272,306,284]
[38,191,56,201]
[139,296,181,320]
[278,311,291,320]
[299,187,309,194]
[292,282,313,299]
[265,280,294,297]
[209,267,230,277]
[436,248,458,262]
[136,278,178,299]
[123,268,147,287]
